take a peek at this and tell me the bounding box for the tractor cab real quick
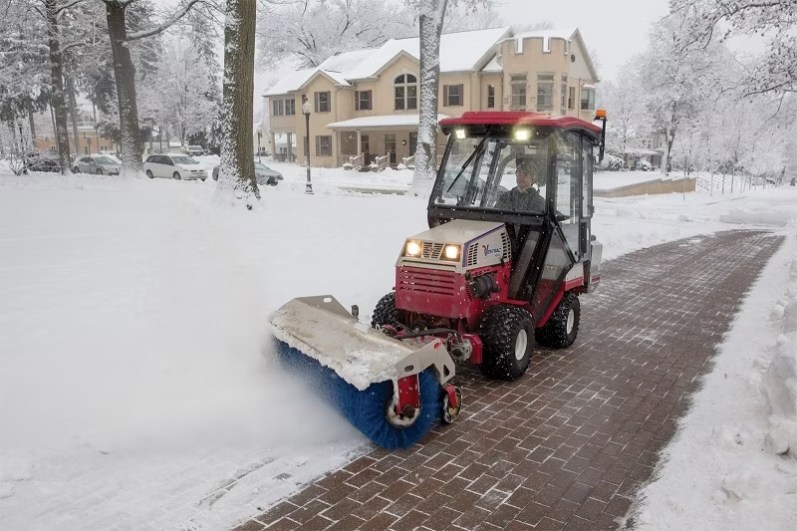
[427,112,605,324]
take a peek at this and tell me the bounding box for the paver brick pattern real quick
[237,230,783,531]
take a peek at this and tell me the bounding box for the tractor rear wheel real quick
[371,292,398,329]
[536,292,580,348]
[479,304,534,381]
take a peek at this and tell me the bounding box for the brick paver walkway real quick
[236,230,783,531]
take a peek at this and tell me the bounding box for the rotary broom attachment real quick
[270,296,461,449]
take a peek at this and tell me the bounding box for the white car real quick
[186,145,205,157]
[144,154,207,181]
[72,154,121,175]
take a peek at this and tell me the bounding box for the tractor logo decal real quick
[482,244,502,257]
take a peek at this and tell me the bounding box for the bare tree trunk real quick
[66,73,81,154]
[45,0,71,173]
[28,107,36,147]
[49,102,58,152]
[220,0,259,204]
[106,1,143,174]
[410,0,448,197]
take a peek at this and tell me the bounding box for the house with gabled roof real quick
[263,26,599,168]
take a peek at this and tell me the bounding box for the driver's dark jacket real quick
[495,187,546,213]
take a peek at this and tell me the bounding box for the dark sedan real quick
[212,161,283,186]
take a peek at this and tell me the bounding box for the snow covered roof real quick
[346,27,511,79]
[317,48,377,73]
[327,114,449,129]
[481,55,502,73]
[264,69,316,96]
[263,27,511,96]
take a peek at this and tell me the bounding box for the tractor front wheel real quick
[536,292,580,348]
[371,292,398,329]
[479,304,534,381]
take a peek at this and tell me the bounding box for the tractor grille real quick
[467,244,479,267]
[501,232,511,260]
[422,242,445,260]
[397,267,458,296]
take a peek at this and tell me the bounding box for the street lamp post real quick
[302,97,313,194]
[256,127,262,163]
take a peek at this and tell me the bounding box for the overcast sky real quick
[493,0,670,82]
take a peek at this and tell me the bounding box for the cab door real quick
[554,132,584,259]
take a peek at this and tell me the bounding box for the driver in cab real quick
[495,159,546,213]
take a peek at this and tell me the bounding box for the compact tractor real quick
[270,110,607,448]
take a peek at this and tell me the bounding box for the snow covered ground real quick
[1,161,796,530]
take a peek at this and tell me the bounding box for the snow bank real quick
[720,206,797,227]
[761,257,797,457]
[632,235,797,530]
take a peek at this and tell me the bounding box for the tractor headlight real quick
[443,244,461,261]
[404,240,422,257]
[513,128,531,142]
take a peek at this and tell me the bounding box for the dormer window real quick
[394,74,417,110]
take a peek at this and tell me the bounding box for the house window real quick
[394,74,417,110]
[510,74,526,110]
[568,86,575,110]
[315,91,330,113]
[355,90,372,111]
[272,99,283,116]
[487,85,495,108]
[443,84,464,106]
[409,132,417,154]
[560,76,568,113]
[315,135,332,156]
[581,87,595,110]
[285,98,295,115]
[537,73,554,112]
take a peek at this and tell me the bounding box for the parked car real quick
[144,153,207,181]
[186,145,205,157]
[211,161,283,186]
[72,154,121,175]
[26,154,61,173]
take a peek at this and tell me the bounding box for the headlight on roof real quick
[513,128,531,142]
[404,240,422,257]
[442,244,461,261]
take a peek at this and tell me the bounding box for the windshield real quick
[172,156,198,165]
[254,162,269,172]
[94,156,118,165]
[432,133,550,215]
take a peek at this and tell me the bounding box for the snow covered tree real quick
[0,2,50,145]
[406,0,492,197]
[443,2,503,32]
[597,63,645,160]
[99,0,200,175]
[670,0,797,95]
[43,0,72,172]
[219,0,259,205]
[639,5,726,174]
[256,0,416,70]
[147,36,217,146]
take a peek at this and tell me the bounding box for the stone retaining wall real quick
[595,177,696,198]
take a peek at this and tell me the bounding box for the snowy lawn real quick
[1,164,796,530]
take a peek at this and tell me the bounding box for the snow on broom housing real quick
[264,27,599,168]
